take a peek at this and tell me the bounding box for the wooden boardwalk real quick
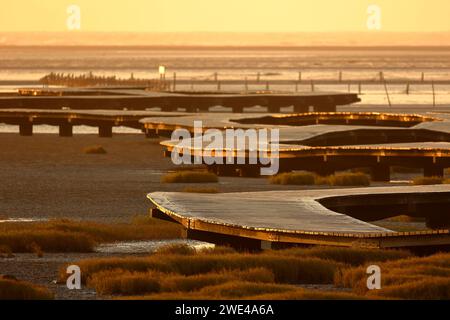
[0,109,184,137]
[149,111,450,180]
[148,186,450,250]
[0,91,360,113]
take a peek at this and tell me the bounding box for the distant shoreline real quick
[2,45,450,51]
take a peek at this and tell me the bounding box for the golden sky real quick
[1,0,450,32]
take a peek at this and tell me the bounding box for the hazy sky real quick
[1,0,449,32]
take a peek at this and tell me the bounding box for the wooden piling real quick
[383,81,392,107]
[432,81,436,107]
[172,72,177,92]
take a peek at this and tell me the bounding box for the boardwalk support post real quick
[19,121,33,136]
[424,165,444,177]
[371,164,390,182]
[59,122,73,137]
[145,128,158,138]
[98,124,113,138]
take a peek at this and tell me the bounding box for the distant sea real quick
[1,46,450,133]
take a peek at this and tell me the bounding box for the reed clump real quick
[83,145,107,154]
[88,268,275,296]
[161,171,218,183]
[269,171,370,186]
[334,253,450,299]
[411,176,450,185]
[274,246,412,266]
[0,216,181,253]
[60,246,450,299]
[60,252,341,285]
[269,172,316,185]
[0,278,54,300]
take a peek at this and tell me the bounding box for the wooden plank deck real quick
[0,91,360,113]
[148,186,450,249]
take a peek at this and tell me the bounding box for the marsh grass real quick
[324,172,370,186]
[412,176,450,185]
[161,171,218,183]
[269,172,316,185]
[197,281,296,299]
[61,246,450,299]
[334,253,450,299]
[89,267,275,296]
[83,145,107,154]
[0,278,53,300]
[269,172,370,186]
[275,247,411,266]
[0,245,14,258]
[0,216,181,253]
[155,243,196,255]
[60,251,341,285]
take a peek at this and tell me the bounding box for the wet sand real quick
[0,132,410,299]
[0,132,359,223]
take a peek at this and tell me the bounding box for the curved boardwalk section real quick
[148,186,450,250]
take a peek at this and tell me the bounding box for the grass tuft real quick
[412,176,450,185]
[161,171,218,183]
[0,278,53,300]
[83,145,107,154]
[0,217,181,253]
[269,172,316,185]
[334,253,450,299]
[269,171,370,186]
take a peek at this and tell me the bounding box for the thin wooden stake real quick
[383,81,392,107]
[432,81,436,107]
[172,72,177,92]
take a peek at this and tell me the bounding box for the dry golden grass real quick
[62,246,450,299]
[0,216,182,253]
[182,186,219,193]
[60,251,341,285]
[122,283,365,300]
[269,172,370,186]
[382,215,424,223]
[83,145,107,154]
[275,246,412,266]
[367,277,450,299]
[0,245,14,258]
[334,253,450,299]
[161,171,219,183]
[248,289,365,300]
[89,267,275,296]
[320,172,370,187]
[269,172,316,185]
[0,230,95,253]
[0,278,53,300]
[89,270,163,296]
[412,176,446,185]
[155,243,196,255]
[197,281,296,299]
